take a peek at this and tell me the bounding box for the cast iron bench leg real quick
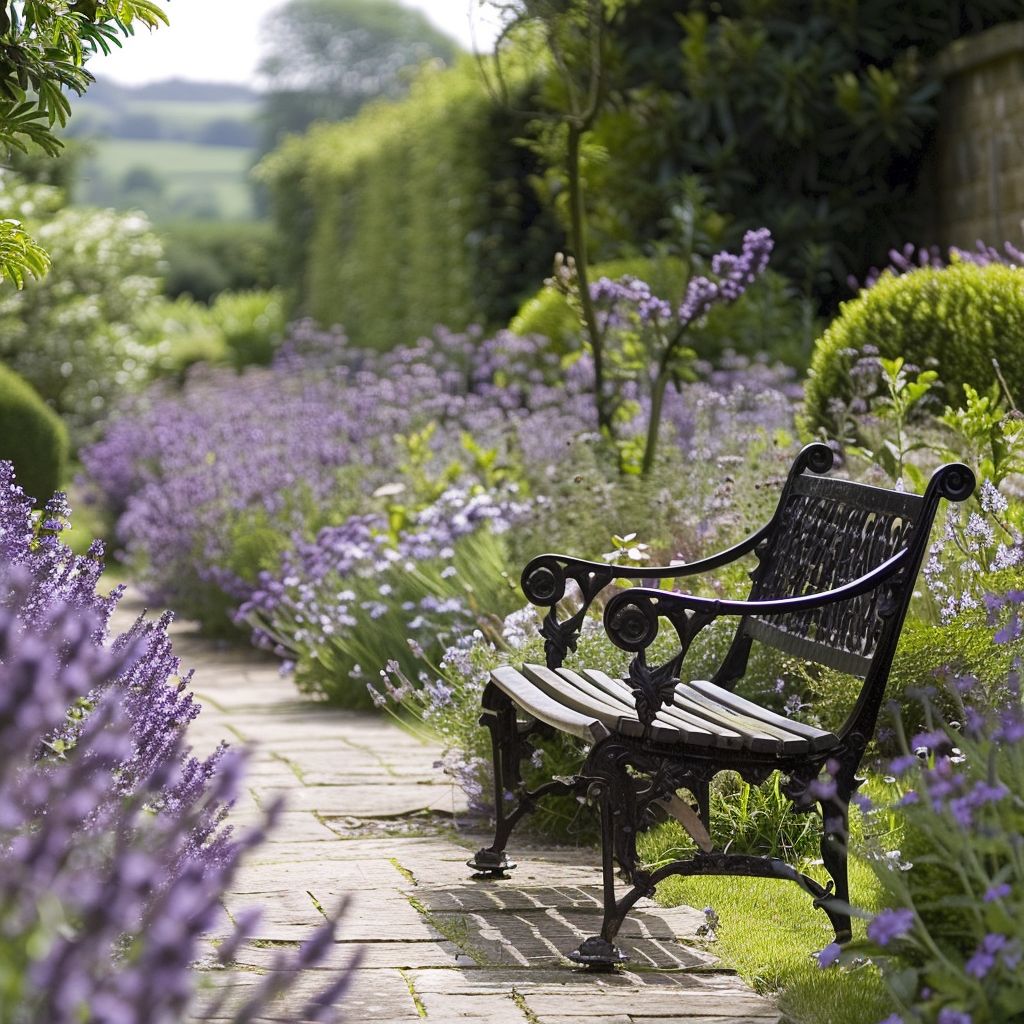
[468,682,583,876]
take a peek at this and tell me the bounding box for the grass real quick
[643,773,907,1024]
[657,861,895,1024]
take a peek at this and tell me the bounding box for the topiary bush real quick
[0,362,68,504]
[803,262,1024,437]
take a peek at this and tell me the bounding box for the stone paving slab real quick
[109,595,780,1023]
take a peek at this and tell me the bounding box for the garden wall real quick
[927,22,1024,249]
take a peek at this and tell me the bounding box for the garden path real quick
[111,592,780,1023]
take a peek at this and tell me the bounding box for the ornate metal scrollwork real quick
[529,562,614,669]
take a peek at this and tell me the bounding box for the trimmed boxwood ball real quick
[802,262,1024,436]
[0,361,68,504]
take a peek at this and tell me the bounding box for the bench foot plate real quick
[467,849,516,876]
[567,936,629,970]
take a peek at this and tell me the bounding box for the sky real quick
[94,0,502,87]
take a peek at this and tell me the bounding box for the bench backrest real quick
[717,445,974,699]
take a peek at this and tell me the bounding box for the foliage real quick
[0,360,67,503]
[134,294,229,377]
[212,288,285,368]
[0,461,352,1022]
[256,58,561,346]
[0,216,48,286]
[825,612,1024,1023]
[0,175,164,433]
[513,257,816,367]
[0,0,169,286]
[256,0,459,152]
[576,0,1022,308]
[803,263,1024,439]
[160,220,278,302]
[240,494,523,707]
[0,0,168,158]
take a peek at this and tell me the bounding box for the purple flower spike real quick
[867,908,915,947]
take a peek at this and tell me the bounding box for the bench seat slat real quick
[575,668,745,750]
[489,666,610,742]
[580,668,786,752]
[555,667,721,748]
[687,680,838,752]
[522,664,679,745]
[673,684,807,754]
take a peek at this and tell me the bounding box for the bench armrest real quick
[520,522,772,609]
[602,548,911,652]
[520,522,773,669]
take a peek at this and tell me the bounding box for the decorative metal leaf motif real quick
[627,654,680,726]
[540,610,579,669]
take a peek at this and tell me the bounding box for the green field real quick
[72,97,257,134]
[77,139,255,221]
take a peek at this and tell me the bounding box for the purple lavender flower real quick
[867,908,915,946]
[984,882,1011,903]
[936,1010,972,1024]
[816,942,842,968]
[0,461,351,1022]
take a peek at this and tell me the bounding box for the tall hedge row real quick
[258,60,561,350]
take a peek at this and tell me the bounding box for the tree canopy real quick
[257,0,460,148]
[0,0,168,286]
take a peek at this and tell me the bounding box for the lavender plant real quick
[0,462,352,1022]
[81,324,591,630]
[565,227,774,473]
[820,594,1024,1023]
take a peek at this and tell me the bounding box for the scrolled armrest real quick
[520,522,772,609]
[603,547,911,653]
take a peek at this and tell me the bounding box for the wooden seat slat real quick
[522,664,681,745]
[575,668,745,750]
[580,667,795,753]
[673,684,807,754]
[554,666,719,748]
[489,665,610,742]
[687,679,838,752]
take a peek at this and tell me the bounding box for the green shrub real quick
[211,289,285,368]
[511,259,815,366]
[803,263,1024,437]
[256,58,561,347]
[160,221,279,303]
[0,197,164,435]
[0,362,68,504]
[135,295,228,377]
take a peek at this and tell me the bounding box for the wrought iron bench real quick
[467,443,974,968]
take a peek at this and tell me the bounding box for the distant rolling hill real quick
[69,76,261,222]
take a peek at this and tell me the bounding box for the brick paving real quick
[111,593,780,1023]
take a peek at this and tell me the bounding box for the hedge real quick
[256,58,561,349]
[0,361,68,504]
[803,262,1024,436]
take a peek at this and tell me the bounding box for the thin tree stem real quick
[567,122,609,435]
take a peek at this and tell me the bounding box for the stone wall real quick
[926,23,1024,249]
